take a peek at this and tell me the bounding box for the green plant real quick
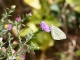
[0,5,39,60]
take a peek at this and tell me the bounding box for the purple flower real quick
[20,55,25,60]
[8,24,12,30]
[15,17,21,22]
[40,21,51,32]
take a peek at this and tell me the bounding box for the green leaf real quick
[20,22,38,37]
[66,0,80,13]
[45,16,61,27]
[50,4,60,13]
[66,0,80,5]
[74,6,80,13]
[36,31,54,51]
[76,50,80,56]
[20,28,30,37]
[16,56,22,60]
[23,0,41,9]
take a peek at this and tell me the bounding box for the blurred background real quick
[0,0,80,60]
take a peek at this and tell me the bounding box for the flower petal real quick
[40,21,51,32]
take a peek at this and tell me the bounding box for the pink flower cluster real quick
[15,17,21,22]
[20,55,25,60]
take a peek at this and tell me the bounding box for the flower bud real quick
[11,5,16,9]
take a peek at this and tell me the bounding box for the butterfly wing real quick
[50,25,66,40]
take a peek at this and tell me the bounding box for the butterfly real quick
[50,25,66,40]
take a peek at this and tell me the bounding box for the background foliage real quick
[0,0,80,60]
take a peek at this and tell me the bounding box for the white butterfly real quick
[50,25,66,40]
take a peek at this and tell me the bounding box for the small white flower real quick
[0,37,3,43]
[11,5,16,9]
[12,50,15,53]
[29,12,32,16]
[9,56,16,60]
